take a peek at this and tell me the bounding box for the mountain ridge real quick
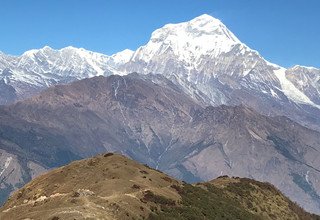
[0,15,319,132]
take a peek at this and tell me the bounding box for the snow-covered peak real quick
[15,46,112,79]
[291,65,319,71]
[111,49,134,64]
[187,14,240,42]
[190,14,221,24]
[22,49,40,57]
[21,46,108,59]
[132,14,245,64]
[21,46,53,56]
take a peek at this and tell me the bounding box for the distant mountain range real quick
[0,15,319,132]
[0,14,320,214]
[1,153,318,220]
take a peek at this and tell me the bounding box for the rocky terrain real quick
[1,153,318,220]
[0,74,320,213]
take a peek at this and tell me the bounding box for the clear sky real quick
[0,0,319,68]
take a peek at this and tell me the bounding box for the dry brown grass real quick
[0,155,318,220]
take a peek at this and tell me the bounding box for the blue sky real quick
[0,0,319,68]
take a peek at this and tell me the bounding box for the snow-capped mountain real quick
[120,14,320,131]
[131,14,242,65]
[0,46,132,104]
[285,65,320,105]
[19,46,108,77]
[110,49,134,65]
[120,14,278,101]
[0,14,319,130]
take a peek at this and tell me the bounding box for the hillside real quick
[0,153,318,220]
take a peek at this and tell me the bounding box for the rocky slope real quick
[1,153,318,220]
[0,74,320,213]
[0,108,80,204]
[285,66,320,105]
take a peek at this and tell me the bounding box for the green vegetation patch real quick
[142,190,176,206]
[148,183,260,220]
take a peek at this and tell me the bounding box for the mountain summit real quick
[131,14,242,64]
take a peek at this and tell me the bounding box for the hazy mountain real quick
[0,74,320,213]
[1,153,318,220]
